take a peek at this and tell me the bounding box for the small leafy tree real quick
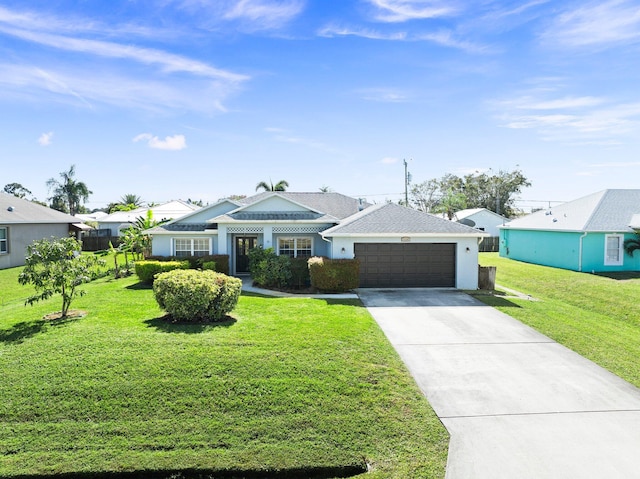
[18,236,104,318]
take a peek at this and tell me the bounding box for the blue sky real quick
[1,0,640,212]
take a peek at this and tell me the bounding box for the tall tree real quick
[3,182,32,199]
[409,168,530,218]
[255,179,289,192]
[46,165,92,216]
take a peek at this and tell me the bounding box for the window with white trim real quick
[604,234,623,266]
[278,237,312,258]
[174,238,210,257]
[0,227,7,254]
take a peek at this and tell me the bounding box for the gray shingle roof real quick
[502,189,640,232]
[239,192,367,220]
[323,202,488,236]
[0,192,79,224]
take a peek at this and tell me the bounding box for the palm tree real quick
[255,179,289,192]
[121,193,143,208]
[46,165,92,216]
[624,236,640,257]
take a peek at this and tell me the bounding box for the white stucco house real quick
[454,208,509,237]
[147,192,488,289]
[97,200,200,237]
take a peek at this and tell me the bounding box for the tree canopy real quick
[410,168,531,218]
[3,182,32,199]
[46,165,92,216]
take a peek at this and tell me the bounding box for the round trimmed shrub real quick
[153,269,242,322]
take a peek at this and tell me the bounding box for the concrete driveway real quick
[358,288,640,479]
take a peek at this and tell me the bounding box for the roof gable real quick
[241,192,366,220]
[503,189,640,232]
[0,192,78,224]
[240,194,318,213]
[323,203,489,236]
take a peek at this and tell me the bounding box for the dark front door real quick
[235,236,257,274]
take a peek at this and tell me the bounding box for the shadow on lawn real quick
[0,316,77,344]
[144,315,237,334]
[470,292,523,308]
[594,271,640,281]
[11,464,367,479]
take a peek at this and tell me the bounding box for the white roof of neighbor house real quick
[501,189,640,233]
[0,192,80,224]
[455,208,509,222]
[99,200,200,224]
[323,202,490,237]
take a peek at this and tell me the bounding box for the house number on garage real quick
[401,237,411,242]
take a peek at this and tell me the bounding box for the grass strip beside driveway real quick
[0,273,448,478]
[478,253,640,389]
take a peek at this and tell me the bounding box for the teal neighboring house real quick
[499,189,640,273]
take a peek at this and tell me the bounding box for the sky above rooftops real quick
[1,0,639,212]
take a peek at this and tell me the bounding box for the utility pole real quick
[404,159,411,206]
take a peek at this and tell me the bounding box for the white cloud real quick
[541,0,640,48]
[133,133,187,151]
[318,24,407,40]
[358,87,410,103]
[38,131,53,146]
[0,64,233,113]
[380,157,400,164]
[367,0,458,23]
[223,0,304,30]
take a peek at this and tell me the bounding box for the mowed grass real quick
[0,269,448,478]
[478,253,640,388]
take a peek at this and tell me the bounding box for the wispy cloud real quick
[318,24,407,40]
[367,0,458,23]
[223,0,305,30]
[0,6,248,112]
[0,64,232,113]
[38,131,53,146]
[380,157,400,164]
[265,127,335,152]
[541,0,640,48]
[494,87,640,144]
[318,23,487,52]
[357,87,410,103]
[133,133,187,151]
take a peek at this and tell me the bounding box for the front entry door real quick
[235,236,257,274]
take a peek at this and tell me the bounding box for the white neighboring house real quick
[454,208,509,237]
[147,192,489,289]
[97,200,200,237]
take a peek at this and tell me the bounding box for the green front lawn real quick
[478,253,640,388]
[0,270,448,478]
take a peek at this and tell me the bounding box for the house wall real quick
[327,235,481,289]
[466,211,507,237]
[150,233,218,257]
[0,223,71,269]
[499,229,640,272]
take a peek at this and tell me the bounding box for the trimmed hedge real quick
[247,247,292,288]
[135,260,189,284]
[153,269,242,322]
[308,257,360,292]
[146,255,230,275]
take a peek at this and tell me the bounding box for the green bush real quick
[247,246,292,288]
[290,257,311,288]
[308,257,360,292]
[202,261,216,271]
[153,269,242,322]
[135,260,189,284]
[145,254,230,275]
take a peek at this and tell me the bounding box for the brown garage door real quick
[355,243,456,288]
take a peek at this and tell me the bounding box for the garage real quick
[355,242,456,288]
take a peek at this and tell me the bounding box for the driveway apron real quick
[358,288,640,479]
